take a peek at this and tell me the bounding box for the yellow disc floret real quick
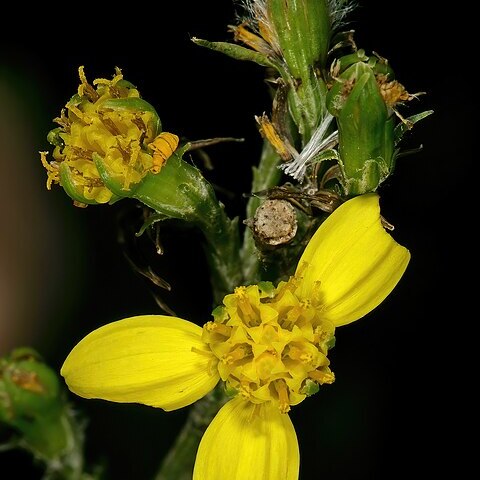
[202,278,336,413]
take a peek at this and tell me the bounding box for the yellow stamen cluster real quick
[41,66,178,205]
[203,280,336,413]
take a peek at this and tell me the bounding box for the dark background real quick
[0,1,470,478]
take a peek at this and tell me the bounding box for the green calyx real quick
[327,61,394,195]
[0,349,68,459]
[268,0,331,141]
[268,0,331,75]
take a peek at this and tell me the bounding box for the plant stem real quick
[154,386,229,480]
[240,141,282,284]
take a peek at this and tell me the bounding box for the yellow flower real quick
[61,194,410,479]
[40,67,178,206]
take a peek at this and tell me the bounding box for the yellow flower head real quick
[203,280,336,414]
[40,67,178,206]
[61,194,410,479]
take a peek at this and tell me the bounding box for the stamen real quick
[283,305,304,328]
[40,152,60,190]
[274,379,291,413]
[78,66,99,103]
[204,321,232,337]
[54,109,71,130]
[65,102,92,125]
[255,114,296,162]
[239,381,254,400]
[287,345,313,364]
[309,369,335,385]
[234,287,256,320]
[99,114,122,136]
[230,23,271,54]
[191,346,215,358]
[222,345,250,365]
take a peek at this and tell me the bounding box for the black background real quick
[0,1,470,478]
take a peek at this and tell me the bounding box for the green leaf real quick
[192,37,275,68]
[136,213,168,237]
[309,148,340,164]
[394,110,434,146]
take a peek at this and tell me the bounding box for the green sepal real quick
[116,79,137,90]
[333,49,369,75]
[192,37,276,68]
[300,378,320,396]
[67,93,82,107]
[394,110,434,146]
[258,281,276,297]
[326,336,336,349]
[268,0,330,140]
[8,347,43,362]
[327,62,394,194]
[0,349,66,458]
[59,163,100,205]
[0,359,62,421]
[212,305,228,322]
[46,127,65,147]
[99,97,162,138]
[309,148,340,164]
[223,382,239,398]
[367,54,395,78]
[93,152,139,199]
[135,213,168,237]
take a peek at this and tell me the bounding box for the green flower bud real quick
[267,0,331,140]
[268,0,331,75]
[0,349,68,459]
[327,61,395,195]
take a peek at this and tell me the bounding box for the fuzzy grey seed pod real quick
[249,199,297,248]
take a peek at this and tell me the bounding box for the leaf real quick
[192,37,276,68]
[394,110,434,146]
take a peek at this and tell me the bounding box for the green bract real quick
[327,61,395,194]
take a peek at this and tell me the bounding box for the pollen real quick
[202,279,336,413]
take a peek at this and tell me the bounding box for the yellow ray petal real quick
[193,397,299,480]
[297,194,410,326]
[61,315,219,411]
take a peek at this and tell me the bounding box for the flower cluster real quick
[61,194,410,479]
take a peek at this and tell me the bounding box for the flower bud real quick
[327,60,395,194]
[0,349,68,458]
[41,66,175,206]
[268,0,331,74]
[267,0,331,139]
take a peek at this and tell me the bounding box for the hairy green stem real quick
[28,406,94,480]
[154,143,282,480]
[154,386,229,480]
[241,141,283,283]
